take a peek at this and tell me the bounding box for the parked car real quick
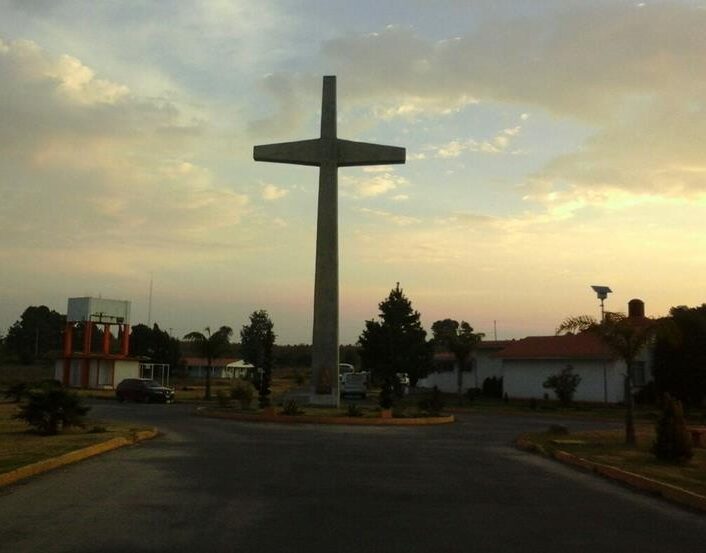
[338,363,355,383]
[116,379,175,403]
[340,372,367,399]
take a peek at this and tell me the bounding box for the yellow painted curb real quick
[0,428,158,488]
[516,436,706,513]
[196,408,454,426]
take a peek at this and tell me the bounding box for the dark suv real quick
[116,379,175,403]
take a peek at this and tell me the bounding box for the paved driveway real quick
[1,402,704,552]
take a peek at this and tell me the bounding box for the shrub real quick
[3,382,29,403]
[15,387,90,435]
[230,380,255,409]
[216,389,231,408]
[418,386,445,415]
[378,379,394,409]
[464,387,481,403]
[346,403,363,417]
[543,365,582,405]
[652,394,693,462]
[482,376,503,398]
[293,370,307,385]
[280,399,303,416]
[548,424,569,435]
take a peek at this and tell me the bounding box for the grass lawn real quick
[525,425,706,497]
[414,394,706,425]
[0,402,151,474]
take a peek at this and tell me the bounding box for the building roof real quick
[433,340,514,362]
[476,340,514,350]
[495,333,616,360]
[182,357,239,367]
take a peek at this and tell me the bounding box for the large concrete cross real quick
[254,75,406,405]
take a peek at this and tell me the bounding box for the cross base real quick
[309,392,339,408]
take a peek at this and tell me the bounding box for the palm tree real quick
[431,319,484,403]
[183,326,233,400]
[556,312,657,445]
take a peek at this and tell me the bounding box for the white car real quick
[340,372,367,399]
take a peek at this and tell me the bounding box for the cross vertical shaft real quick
[253,75,405,406]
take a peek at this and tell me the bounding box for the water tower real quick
[56,297,138,388]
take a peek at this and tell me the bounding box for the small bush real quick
[543,365,581,405]
[548,424,569,435]
[346,403,363,417]
[482,376,503,398]
[652,394,693,462]
[464,387,481,403]
[293,370,307,385]
[418,386,445,415]
[280,399,303,416]
[15,387,90,435]
[3,382,29,403]
[392,406,407,418]
[216,389,231,408]
[89,425,108,433]
[379,379,394,409]
[230,380,255,409]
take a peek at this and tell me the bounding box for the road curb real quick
[516,435,706,513]
[0,428,158,488]
[196,408,454,426]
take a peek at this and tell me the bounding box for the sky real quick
[1,0,706,344]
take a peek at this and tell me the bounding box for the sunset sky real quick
[1,0,705,344]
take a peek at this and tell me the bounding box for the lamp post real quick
[590,285,612,322]
[591,285,612,403]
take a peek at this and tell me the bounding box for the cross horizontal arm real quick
[253,139,322,167]
[336,139,406,167]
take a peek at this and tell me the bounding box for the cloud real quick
[0,37,252,278]
[343,171,409,198]
[357,207,420,227]
[432,122,525,158]
[253,4,706,202]
[261,183,288,201]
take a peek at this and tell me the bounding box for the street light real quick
[591,285,612,404]
[591,285,612,322]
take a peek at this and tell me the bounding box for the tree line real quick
[4,298,706,412]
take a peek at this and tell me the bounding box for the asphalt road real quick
[1,402,705,553]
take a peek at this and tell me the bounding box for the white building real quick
[497,333,625,403]
[418,341,511,393]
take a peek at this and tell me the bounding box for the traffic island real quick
[0,428,158,488]
[196,407,454,426]
[516,433,706,513]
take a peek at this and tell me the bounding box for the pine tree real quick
[240,310,276,407]
[652,394,693,462]
[358,283,432,387]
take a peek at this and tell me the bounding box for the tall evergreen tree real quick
[5,306,66,364]
[130,323,181,368]
[358,283,432,388]
[653,304,706,408]
[240,310,276,407]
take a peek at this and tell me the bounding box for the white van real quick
[339,363,355,383]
